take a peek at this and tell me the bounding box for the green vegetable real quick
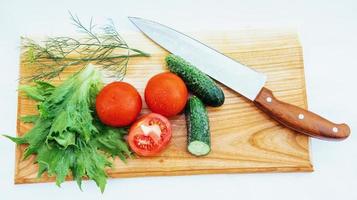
[19,115,39,123]
[165,54,225,107]
[18,81,55,101]
[185,96,211,156]
[5,65,130,192]
[22,12,149,81]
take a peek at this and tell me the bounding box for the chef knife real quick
[129,17,350,140]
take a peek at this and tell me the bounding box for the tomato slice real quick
[128,113,172,156]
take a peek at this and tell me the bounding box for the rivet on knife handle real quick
[254,87,350,140]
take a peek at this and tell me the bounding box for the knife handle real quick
[254,87,350,140]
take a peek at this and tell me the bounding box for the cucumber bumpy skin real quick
[185,95,211,156]
[165,54,225,107]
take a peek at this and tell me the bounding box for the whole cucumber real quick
[165,54,225,107]
[185,95,211,156]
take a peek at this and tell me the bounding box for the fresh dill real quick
[22,12,149,81]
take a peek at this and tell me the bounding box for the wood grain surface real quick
[15,29,313,184]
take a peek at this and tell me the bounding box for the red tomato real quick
[145,72,188,117]
[96,82,142,127]
[128,113,172,156]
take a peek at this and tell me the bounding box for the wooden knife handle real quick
[254,87,350,140]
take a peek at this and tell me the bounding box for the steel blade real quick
[129,17,267,100]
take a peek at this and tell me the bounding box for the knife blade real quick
[129,17,350,140]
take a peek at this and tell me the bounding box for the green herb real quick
[22,12,149,81]
[6,65,130,192]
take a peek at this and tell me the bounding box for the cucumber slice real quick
[185,96,211,156]
[188,141,210,156]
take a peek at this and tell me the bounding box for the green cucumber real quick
[165,54,225,107]
[185,95,211,156]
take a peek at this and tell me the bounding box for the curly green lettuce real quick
[6,64,130,192]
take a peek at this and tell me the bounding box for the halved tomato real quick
[128,113,172,156]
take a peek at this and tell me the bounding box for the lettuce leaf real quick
[6,64,130,192]
[19,114,39,123]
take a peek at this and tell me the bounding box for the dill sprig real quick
[22,12,149,81]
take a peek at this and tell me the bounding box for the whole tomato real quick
[96,82,142,127]
[145,72,188,117]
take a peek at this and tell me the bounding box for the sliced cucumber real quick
[185,95,211,156]
[188,141,210,156]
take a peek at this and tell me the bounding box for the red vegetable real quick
[128,113,172,156]
[96,82,142,127]
[145,72,188,117]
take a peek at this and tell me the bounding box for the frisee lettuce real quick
[6,64,130,192]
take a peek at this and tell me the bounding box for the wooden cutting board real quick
[15,29,313,184]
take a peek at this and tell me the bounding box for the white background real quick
[1,0,356,199]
